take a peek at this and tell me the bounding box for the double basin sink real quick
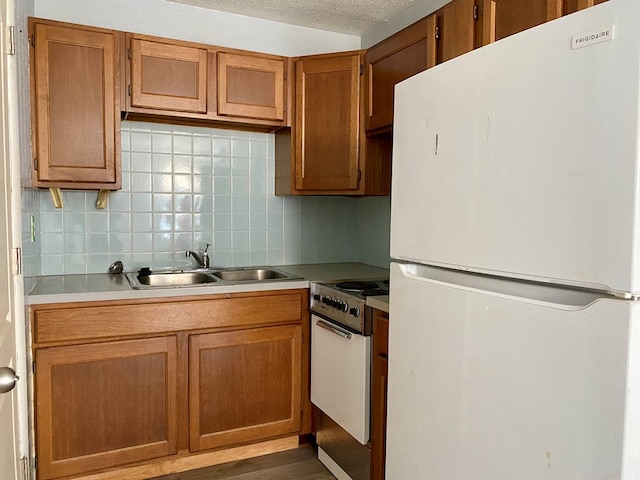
[125,267,301,290]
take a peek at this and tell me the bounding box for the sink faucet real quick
[186,243,211,268]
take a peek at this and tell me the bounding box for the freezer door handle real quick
[315,319,352,339]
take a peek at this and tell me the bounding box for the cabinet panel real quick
[482,0,562,44]
[563,0,607,15]
[371,311,389,480]
[35,337,178,480]
[294,53,361,191]
[436,0,479,64]
[31,20,120,189]
[131,38,207,113]
[32,291,306,344]
[366,17,434,133]
[189,325,302,451]
[217,52,285,121]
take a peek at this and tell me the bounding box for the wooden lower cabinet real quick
[371,309,389,480]
[31,289,310,480]
[189,325,302,451]
[35,337,178,480]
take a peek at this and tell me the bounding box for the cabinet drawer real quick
[32,290,307,344]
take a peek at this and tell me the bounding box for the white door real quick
[0,0,26,478]
[386,262,640,480]
[390,0,640,295]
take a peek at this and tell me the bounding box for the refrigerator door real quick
[391,0,640,295]
[387,262,640,480]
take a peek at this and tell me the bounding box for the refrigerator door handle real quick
[395,263,610,310]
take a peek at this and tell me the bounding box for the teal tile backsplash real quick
[37,121,391,275]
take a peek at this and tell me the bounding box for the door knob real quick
[0,367,18,394]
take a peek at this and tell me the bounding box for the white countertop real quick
[28,262,389,305]
[366,295,389,313]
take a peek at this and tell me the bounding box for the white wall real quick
[34,0,360,56]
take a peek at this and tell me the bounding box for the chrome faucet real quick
[186,243,211,268]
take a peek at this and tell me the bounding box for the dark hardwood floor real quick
[150,445,336,480]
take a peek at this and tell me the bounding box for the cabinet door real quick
[371,311,389,480]
[563,0,607,15]
[295,53,361,191]
[189,325,302,451]
[31,21,120,189]
[435,0,479,64]
[130,38,207,113]
[366,17,435,133]
[217,52,285,121]
[482,0,562,44]
[35,337,178,480]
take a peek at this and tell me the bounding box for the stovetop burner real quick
[311,278,389,334]
[335,281,381,292]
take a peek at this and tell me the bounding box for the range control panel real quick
[310,283,366,334]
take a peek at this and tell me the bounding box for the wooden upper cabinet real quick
[563,0,607,15]
[217,52,285,121]
[435,0,481,64]
[30,19,121,190]
[481,0,562,45]
[366,17,435,134]
[294,52,362,192]
[35,336,178,480]
[130,36,208,113]
[189,325,302,452]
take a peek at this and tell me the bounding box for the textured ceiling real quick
[165,0,421,35]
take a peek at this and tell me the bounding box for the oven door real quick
[310,313,371,444]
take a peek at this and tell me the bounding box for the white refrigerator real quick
[388,0,640,478]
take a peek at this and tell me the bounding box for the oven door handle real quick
[315,319,353,339]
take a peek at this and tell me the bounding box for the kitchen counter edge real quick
[28,262,389,305]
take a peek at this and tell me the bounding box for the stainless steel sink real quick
[210,268,293,282]
[126,266,300,289]
[126,271,218,289]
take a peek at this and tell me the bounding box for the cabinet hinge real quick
[473,4,479,20]
[359,64,364,75]
[128,84,132,96]
[32,361,35,374]
[128,48,132,60]
[29,33,35,47]
[33,158,38,171]
[7,26,15,55]
[435,25,440,40]
[34,456,37,471]
[11,247,22,275]
[357,169,362,181]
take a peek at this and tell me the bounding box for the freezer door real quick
[391,0,640,295]
[386,262,640,480]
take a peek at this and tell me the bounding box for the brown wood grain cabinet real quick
[35,336,178,480]
[189,325,302,451]
[275,51,391,196]
[294,52,362,192]
[129,36,208,113]
[481,0,563,45]
[366,17,435,134]
[124,33,289,130]
[371,309,389,480]
[29,18,121,190]
[216,51,286,121]
[435,0,482,64]
[563,0,607,15]
[31,289,310,480]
